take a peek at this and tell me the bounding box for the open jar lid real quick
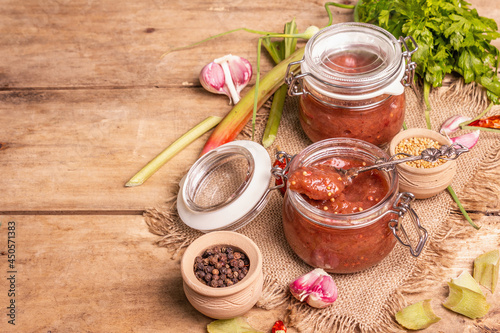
[301,22,407,100]
[177,140,272,233]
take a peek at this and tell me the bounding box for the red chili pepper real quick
[272,159,288,196]
[272,320,287,333]
[468,115,500,129]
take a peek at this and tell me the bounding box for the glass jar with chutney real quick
[286,23,417,147]
[280,138,427,273]
[176,139,427,274]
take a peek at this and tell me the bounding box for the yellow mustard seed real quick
[395,136,446,169]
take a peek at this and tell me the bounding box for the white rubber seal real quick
[177,140,271,232]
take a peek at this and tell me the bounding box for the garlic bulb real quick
[289,268,338,308]
[199,54,252,105]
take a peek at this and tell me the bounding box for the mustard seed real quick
[395,136,446,168]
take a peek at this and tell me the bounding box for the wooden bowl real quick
[180,231,263,319]
[389,128,456,199]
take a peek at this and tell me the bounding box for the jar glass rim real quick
[286,138,399,229]
[302,22,404,96]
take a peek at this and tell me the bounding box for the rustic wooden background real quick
[1,0,499,332]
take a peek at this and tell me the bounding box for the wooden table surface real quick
[1,1,499,332]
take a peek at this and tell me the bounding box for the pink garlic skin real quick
[199,55,252,105]
[450,130,480,149]
[199,62,231,99]
[289,268,338,309]
[440,115,472,135]
[226,56,252,96]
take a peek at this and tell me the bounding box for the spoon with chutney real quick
[287,142,468,200]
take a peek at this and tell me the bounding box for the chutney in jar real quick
[287,23,416,147]
[282,138,401,273]
[299,91,405,147]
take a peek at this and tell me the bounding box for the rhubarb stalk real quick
[126,116,222,187]
[200,47,305,155]
[262,19,299,148]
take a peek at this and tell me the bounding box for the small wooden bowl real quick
[389,128,456,199]
[180,231,263,319]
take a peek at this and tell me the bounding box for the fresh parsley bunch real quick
[353,0,500,127]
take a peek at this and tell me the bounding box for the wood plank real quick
[0,0,351,89]
[0,88,231,212]
[0,215,288,332]
[1,214,499,332]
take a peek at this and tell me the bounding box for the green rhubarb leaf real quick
[395,299,441,330]
[474,249,500,293]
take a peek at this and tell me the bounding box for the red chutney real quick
[282,156,399,273]
[288,158,388,214]
[299,49,406,147]
[299,85,405,148]
[287,164,347,201]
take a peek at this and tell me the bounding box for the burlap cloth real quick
[145,78,500,332]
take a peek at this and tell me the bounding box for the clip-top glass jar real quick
[177,139,427,274]
[280,138,427,273]
[286,22,417,147]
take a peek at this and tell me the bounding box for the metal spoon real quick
[339,142,469,182]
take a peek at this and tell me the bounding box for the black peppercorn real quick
[194,245,250,288]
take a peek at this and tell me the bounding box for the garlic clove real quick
[289,268,324,302]
[199,62,232,101]
[206,54,252,105]
[226,55,253,96]
[450,130,480,149]
[305,274,338,308]
[440,115,471,135]
[289,268,338,308]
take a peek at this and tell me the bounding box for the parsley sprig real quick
[353,0,500,128]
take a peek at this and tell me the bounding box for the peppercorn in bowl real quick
[180,231,263,319]
[389,128,457,199]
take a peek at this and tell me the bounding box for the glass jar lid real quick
[301,22,405,99]
[177,140,272,233]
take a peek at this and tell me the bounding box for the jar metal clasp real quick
[398,36,418,88]
[270,151,294,192]
[388,192,428,257]
[285,59,307,97]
